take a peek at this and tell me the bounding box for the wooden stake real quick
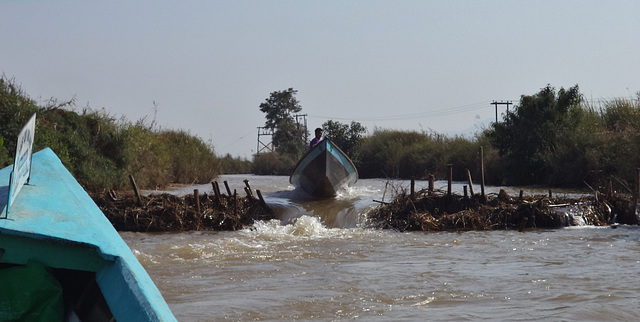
[233,189,237,216]
[194,189,201,214]
[256,189,270,212]
[410,177,415,199]
[213,181,222,203]
[634,168,640,223]
[466,169,474,196]
[428,174,435,196]
[129,174,143,207]
[480,146,486,200]
[244,179,254,199]
[224,181,232,197]
[447,164,453,197]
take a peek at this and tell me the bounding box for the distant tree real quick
[258,88,307,157]
[486,84,582,185]
[321,120,366,158]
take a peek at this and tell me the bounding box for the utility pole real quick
[256,127,274,155]
[491,100,513,123]
[294,113,308,144]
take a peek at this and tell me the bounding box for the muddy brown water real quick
[123,175,639,321]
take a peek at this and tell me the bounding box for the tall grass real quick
[356,129,483,180]
[252,152,296,175]
[219,154,252,174]
[1,76,220,191]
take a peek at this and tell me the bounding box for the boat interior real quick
[0,249,115,322]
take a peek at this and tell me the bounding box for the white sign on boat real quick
[5,113,36,217]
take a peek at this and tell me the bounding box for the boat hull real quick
[289,139,358,198]
[0,148,176,321]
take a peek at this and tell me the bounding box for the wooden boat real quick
[0,148,177,321]
[289,139,358,198]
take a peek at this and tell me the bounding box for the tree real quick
[486,84,582,185]
[258,88,307,157]
[321,120,366,158]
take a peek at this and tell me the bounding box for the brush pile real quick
[367,188,635,232]
[91,189,275,232]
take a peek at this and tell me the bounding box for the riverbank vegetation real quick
[1,76,219,191]
[3,75,640,194]
[357,85,640,191]
[5,75,640,232]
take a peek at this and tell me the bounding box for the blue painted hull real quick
[289,139,358,198]
[0,148,176,321]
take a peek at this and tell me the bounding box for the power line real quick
[309,100,495,122]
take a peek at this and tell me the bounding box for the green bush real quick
[1,75,221,191]
[219,154,252,174]
[252,152,296,175]
[162,129,219,184]
[356,129,482,180]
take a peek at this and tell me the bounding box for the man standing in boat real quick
[310,127,323,148]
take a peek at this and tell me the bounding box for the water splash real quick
[244,216,334,240]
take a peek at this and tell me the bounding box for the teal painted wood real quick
[289,139,358,197]
[0,148,176,321]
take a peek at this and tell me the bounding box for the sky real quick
[2,0,639,158]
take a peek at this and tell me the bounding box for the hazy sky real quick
[2,1,638,158]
